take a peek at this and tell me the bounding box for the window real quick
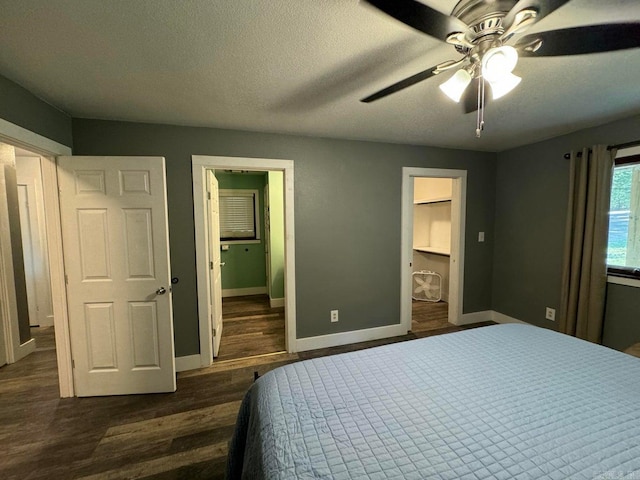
[219,189,260,242]
[607,153,640,278]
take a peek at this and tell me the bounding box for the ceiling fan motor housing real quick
[451,0,518,55]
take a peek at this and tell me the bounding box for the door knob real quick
[156,287,167,295]
[220,262,226,266]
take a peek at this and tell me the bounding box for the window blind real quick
[219,193,256,239]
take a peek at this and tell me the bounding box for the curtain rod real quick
[563,139,640,159]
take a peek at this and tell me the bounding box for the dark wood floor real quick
[0,306,493,480]
[215,296,451,362]
[412,300,454,333]
[217,295,285,362]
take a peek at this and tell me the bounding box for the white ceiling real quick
[0,0,639,151]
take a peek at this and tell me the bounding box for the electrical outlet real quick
[478,231,485,242]
[331,310,339,323]
[545,307,556,321]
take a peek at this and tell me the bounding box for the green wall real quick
[494,114,640,350]
[215,172,267,291]
[72,118,497,357]
[267,171,285,300]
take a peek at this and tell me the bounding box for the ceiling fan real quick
[361,0,640,137]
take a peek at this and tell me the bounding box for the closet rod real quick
[563,139,640,159]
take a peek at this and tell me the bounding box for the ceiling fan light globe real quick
[482,46,519,82]
[439,69,472,102]
[488,72,522,100]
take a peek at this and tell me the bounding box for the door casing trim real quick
[192,155,296,366]
[0,118,73,397]
[401,167,467,330]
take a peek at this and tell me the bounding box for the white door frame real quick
[0,118,74,397]
[192,155,296,366]
[401,167,467,331]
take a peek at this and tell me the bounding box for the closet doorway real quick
[400,168,467,331]
[411,177,453,332]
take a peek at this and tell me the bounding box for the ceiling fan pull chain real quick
[481,77,485,132]
[476,77,485,138]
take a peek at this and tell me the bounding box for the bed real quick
[228,324,640,479]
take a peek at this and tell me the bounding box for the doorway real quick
[411,177,453,333]
[192,156,296,366]
[400,167,467,331]
[214,170,286,361]
[0,120,73,397]
[15,149,55,330]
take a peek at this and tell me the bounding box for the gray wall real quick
[493,114,640,349]
[0,75,72,346]
[0,74,72,147]
[72,119,496,357]
[603,283,640,351]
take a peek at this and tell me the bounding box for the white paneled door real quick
[58,156,175,396]
[207,170,223,358]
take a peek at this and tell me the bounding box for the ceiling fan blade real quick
[361,65,440,103]
[516,23,640,57]
[502,0,571,31]
[364,0,471,43]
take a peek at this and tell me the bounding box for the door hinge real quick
[71,359,75,369]
[207,191,211,200]
[65,274,68,284]
[209,261,213,270]
[212,328,217,337]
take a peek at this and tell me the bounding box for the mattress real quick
[228,324,640,479]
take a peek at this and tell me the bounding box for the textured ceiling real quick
[0,0,639,151]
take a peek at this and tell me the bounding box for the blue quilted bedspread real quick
[228,324,640,479]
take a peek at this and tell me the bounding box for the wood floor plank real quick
[76,442,228,480]
[179,351,299,378]
[217,294,286,361]
[98,401,241,448]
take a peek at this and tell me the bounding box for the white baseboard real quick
[270,297,285,308]
[181,308,528,370]
[491,311,530,325]
[294,311,530,354]
[14,337,36,362]
[222,286,267,298]
[456,310,493,326]
[454,310,531,327]
[296,323,408,352]
[42,315,54,327]
[175,354,202,372]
